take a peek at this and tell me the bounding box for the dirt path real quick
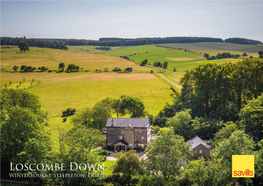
[159,74,182,89]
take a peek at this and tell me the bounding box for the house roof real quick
[114,140,128,146]
[186,136,211,150]
[106,118,150,128]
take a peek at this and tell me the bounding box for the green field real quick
[156,42,263,55]
[1,43,251,150]
[1,47,175,151]
[68,45,242,75]
[69,45,207,70]
[1,72,173,116]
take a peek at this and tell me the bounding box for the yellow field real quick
[1,47,151,72]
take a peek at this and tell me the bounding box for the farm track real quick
[159,74,182,89]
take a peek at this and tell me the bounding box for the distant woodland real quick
[1,37,68,50]
[1,36,262,48]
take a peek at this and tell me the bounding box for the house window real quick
[141,136,144,139]
[200,149,202,155]
[119,136,122,140]
[135,136,137,139]
[130,140,132,144]
[137,128,141,130]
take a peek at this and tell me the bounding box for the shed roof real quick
[186,136,211,150]
[106,118,150,128]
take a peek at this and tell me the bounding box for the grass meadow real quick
[1,46,151,72]
[68,45,243,77]
[1,46,175,151]
[1,72,173,116]
[1,44,251,152]
[156,42,262,56]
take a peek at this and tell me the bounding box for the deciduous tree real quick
[239,94,263,143]
[18,41,30,52]
[120,96,145,118]
[166,109,192,138]
[113,150,144,186]
[145,128,191,181]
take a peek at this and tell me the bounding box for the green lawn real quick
[45,116,73,149]
[101,160,117,175]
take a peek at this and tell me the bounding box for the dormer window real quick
[119,136,122,140]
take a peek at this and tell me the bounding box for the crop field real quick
[156,42,263,54]
[1,46,151,72]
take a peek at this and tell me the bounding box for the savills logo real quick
[232,155,254,177]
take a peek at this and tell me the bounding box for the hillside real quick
[68,45,240,76]
[1,46,150,72]
[156,42,263,53]
[1,47,173,116]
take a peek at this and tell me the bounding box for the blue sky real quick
[1,1,263,41]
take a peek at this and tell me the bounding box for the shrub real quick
[153,62,162,68]
[101,150,108,156]
[62,108,76,116]
[63,118,67,122]
[151,126,160,134]
[95,46,111,51]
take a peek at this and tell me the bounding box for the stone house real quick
[187,135,211,160]
[104,118,151,151]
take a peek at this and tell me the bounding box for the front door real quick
[121,146,125,150]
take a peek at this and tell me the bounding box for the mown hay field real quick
[1,46,151,72]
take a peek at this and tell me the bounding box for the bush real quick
[96,46,111,50]
[62,108,76,116]
[63,118,67,122]
[153,62,162,67]
[151,126,160,134]
[101,150,108,156]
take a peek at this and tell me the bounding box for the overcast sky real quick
[1,1,263,41]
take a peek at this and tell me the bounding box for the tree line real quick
[1,37,68,50]
[204,52,242,60]
[3,36,261,48]
[154,58,263,142]
[225,37,262,45]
